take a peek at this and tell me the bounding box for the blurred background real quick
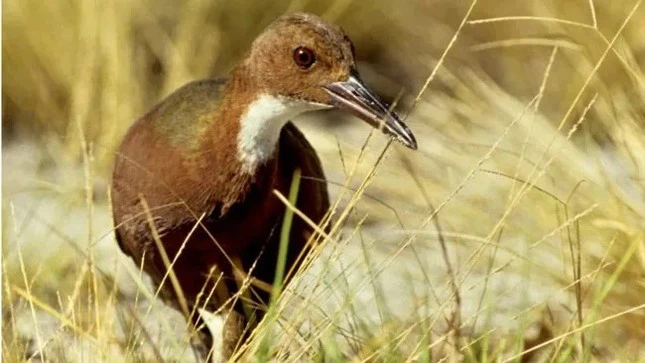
[3,0,645,361]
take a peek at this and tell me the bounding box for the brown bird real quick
[111,12,416,360]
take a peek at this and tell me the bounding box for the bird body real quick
[111,12,416,359]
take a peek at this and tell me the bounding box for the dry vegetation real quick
[3,0,645,362]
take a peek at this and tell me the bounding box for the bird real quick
[111,11,416,361]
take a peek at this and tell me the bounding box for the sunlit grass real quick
[3,0,645,362]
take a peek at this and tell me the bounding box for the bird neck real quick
[220,64,324,174]
[193,70,282,214]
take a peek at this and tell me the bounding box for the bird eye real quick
[293,47,316,69]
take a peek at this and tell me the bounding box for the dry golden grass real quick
[3,0,645,362]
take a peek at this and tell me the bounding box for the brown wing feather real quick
[238,122,330,306]
[279,121,330,230]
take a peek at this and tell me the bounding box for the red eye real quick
[293,46,316,69]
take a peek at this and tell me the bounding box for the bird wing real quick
[279,121,331,231]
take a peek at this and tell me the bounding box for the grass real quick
[3,0,645,361]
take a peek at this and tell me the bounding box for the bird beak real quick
[323,69,417,150]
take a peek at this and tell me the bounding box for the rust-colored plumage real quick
[112,78,329,355]
[111,12,415,360]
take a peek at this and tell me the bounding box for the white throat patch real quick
[237,94,327,173]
